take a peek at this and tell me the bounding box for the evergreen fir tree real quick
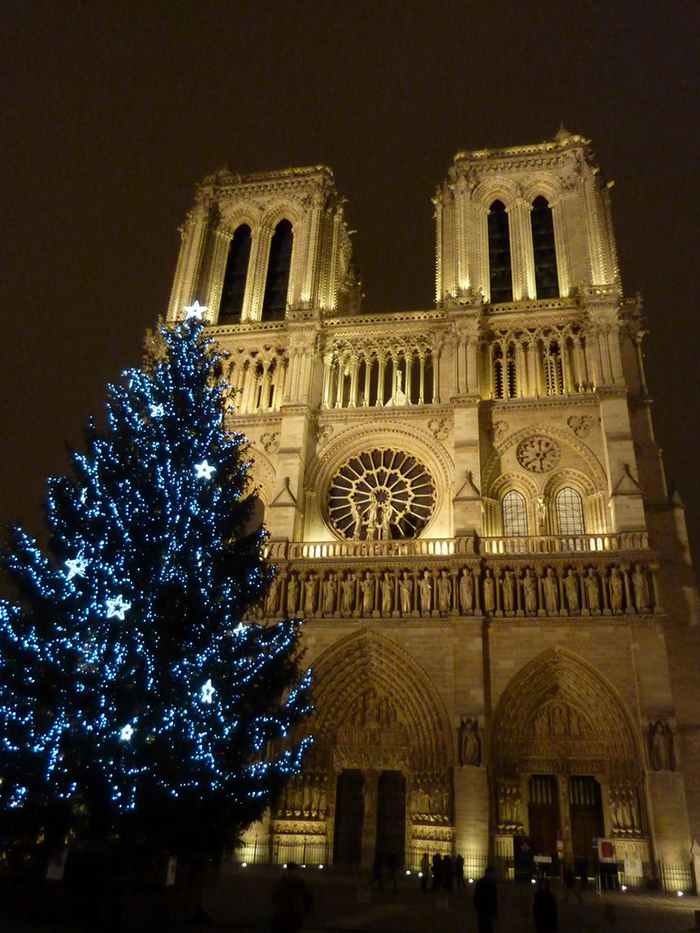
[0,316,311,858]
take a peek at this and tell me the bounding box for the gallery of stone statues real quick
[162,130,700,889]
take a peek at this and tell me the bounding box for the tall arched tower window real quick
[531,196,559,298]
[219,224,252,323]
[503,490,528,536]
[487,200,513,303]
[262,219,293,321]
[555,487,585,535]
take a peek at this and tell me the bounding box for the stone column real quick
[361,770,380,869]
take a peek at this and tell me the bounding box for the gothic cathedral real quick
[165,130,700,886]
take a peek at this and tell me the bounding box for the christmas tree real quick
[0,312,311,859]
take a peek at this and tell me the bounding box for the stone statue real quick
[536,495,547,532]
[419,571,432,613]
[322,574,336,614]
[502,570,515,613]
[341,573,356,615]
[349,498,363,538]
[584,567,600,612]
[304,575,318,614]
[399,571,413,613]
[564,568,579,612]
[609,567,624,612]
[381,572,394,614]
[437,570,452,612]
[266,575,280,613]
[459,717,481,766]
[649,720,674,771]
[543,568,559,612]
[286,575,299,615]
[460,568,474,613]
[523,568,537,613]
[632,564,650,612]
[379,501,394,540]
[361,572,375,614]
[366,496,379,540]
[483,569,495,613]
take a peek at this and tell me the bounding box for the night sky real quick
[2,1,699,563]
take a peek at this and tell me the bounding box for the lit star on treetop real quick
[195,460,216,480]
[150,404,165,418]
[65,557,87,580]
[120,724,134,742]
[106,595,131,620]
[233,622,246,636]
[201,679,215,704]
[183,300,208,321]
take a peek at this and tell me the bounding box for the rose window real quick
[516,436,560,473]
[328,448,436,540]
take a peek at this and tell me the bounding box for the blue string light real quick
[0,317,312,847]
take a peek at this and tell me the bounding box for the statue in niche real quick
[419,570,432,613]
[266,575,280,614]
[437,570,452,612]
[609,567,624,613]
[483,569,495,613]
[564,568,579,612]
[536,495,547,532]
[304,575,318,614]
[632,564,650,612]
[502,570,515,613]
[543,568,559,612]
[322,574,337,614]
[584,567,600,612]
[460,568,474,612]
[649,720,674,771]
[399,571,413,613]
[286,575,299,615]
[361,572,375,614]
[381,572,394,614]
[341,573,356,615]
[459,717,481,766]
[523,568,538,613]
[551,703,568,736]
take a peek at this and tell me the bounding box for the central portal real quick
[333,768,407,868]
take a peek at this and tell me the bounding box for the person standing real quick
[454,853,465,888]
[533,877,558,932]
[473,866,498,933]
[420,852,430,893]
[270,862,313,933]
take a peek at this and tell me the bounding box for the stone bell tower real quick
[165,131,700,890]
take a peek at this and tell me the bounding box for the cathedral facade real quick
[165,131,700,887]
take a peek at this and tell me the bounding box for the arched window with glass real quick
[531,196,559,298]
[503,490,528,537]
[262,219,293,321]
[487,200,513,303]
[555,487,585,535]
[218,224,252,323]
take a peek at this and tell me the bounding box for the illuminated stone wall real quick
[166,132,700,884]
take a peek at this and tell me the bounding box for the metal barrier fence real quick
[233,846,696,893]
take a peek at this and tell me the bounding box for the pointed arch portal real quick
[277,629,454,868]
[491,647,645,862]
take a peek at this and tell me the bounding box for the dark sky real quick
[2,1,699,561]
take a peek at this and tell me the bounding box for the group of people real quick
[419,851,466,891]
[270,859,584,933]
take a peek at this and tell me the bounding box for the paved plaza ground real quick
[4,863,700,931]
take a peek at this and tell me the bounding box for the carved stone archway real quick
[275,629,454,866]
[490,647,645,857]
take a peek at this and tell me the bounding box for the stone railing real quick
[480,532,649,555]
[268,531,648,563]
